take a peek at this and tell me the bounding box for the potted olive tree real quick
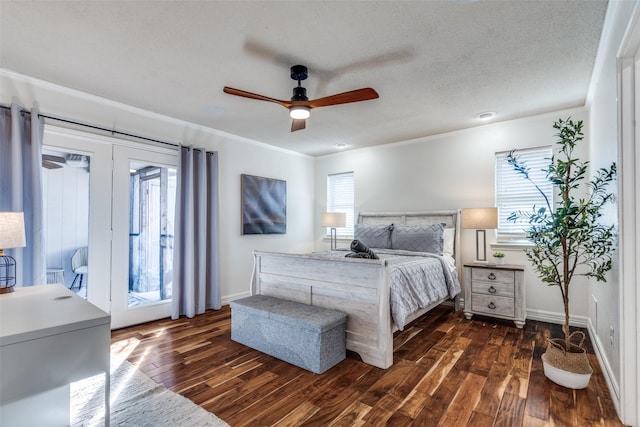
[507,118,616,389]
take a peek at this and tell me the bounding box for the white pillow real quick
[443,228,455,257]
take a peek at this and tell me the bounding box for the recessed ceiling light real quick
[476,111,496,121]
[336,143,347,149]
[202,105,225,116]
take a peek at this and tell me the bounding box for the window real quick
[326,172,354,237]
[495,146,553,238]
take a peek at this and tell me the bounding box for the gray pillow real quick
[391,223,445,254]
[354,224,393,249]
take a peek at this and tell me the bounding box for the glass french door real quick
[42,127,112,314]
[111,145,177,329]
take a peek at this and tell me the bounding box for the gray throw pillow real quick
[354,224,393,249]
[391,223,445,254]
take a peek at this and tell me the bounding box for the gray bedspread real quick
[322,249,461,330]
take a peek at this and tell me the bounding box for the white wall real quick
[218,138,315,301]
[587,1,625,398]
[315,108,591,323]
[588,0,640,422]
[1,69,316,304]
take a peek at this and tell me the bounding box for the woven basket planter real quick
[541,331,593,389]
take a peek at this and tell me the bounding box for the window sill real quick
[491,241,533,251]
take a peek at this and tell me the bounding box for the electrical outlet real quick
[609,325,615,346]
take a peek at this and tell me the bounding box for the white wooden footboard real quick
[251,251,395,369]
[250,209,462,370]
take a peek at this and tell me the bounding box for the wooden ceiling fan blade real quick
[291,119,306,132]
[42,160,63,169]
[223,87,292,108]
[42,154,66,164]
[307,88,379,108]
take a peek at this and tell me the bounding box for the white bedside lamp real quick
[0,212,26,293]
[321,212,347,251]
[462,207,498,263]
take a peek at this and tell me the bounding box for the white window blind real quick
[495,146,553,237]
[326,172,354,237]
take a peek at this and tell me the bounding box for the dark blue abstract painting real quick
[241,174,287,235]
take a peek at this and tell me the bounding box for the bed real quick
[250,210,462,369]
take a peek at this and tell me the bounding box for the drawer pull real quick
[488,273,496,280]
[488,286,497,294]
[488,302,496,310]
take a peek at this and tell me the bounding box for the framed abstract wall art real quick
[241,174,286,235]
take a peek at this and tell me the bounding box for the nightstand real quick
[463,263,526,328]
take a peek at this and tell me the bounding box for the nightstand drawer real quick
[471,294,515,317]
[472,281,514,298]
[471,268,514,285]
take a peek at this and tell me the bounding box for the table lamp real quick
[462,207,498,263]
[0,212,26,293]
[321,212,347,251]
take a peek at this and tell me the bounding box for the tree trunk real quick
[562,281,571,351]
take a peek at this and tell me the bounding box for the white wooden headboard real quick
[357,210,462,280]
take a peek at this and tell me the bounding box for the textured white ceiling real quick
[0,1,608,156]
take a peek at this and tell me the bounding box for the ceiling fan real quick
[42,154,66,169]
[223,65,379,132]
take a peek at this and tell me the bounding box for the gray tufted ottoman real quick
[230,295,348,374]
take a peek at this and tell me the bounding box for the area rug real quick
[71,358,229,427]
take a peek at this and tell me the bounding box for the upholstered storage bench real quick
[230,295,348,374]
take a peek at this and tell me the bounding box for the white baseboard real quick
[587,319,621,416]
[221,291,250,306]
[525,309,589,327]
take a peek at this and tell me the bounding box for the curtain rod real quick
[0,104,180,148]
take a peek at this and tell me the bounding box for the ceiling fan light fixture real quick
[289,106,310,120]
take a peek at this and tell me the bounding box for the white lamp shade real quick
[0,212,26,249]
[462,207,498,230]
[320,212,347,228]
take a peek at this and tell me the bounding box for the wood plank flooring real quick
[110,305,628,426]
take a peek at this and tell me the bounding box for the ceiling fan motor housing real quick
[291,86,308,101]
[290,65,308,82]
[290,65,309,101]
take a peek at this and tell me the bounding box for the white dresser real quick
[463,263,526,328]
[0,285,111,426]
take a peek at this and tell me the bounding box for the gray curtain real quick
[172,146,221,319]
[0,104,46,286]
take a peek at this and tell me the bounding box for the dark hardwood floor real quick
[111,305,627,426]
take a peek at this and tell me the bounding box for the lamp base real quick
[0,254,17,289]
[0,286,15,294]
[330,228,338,251]
[475,229,488,263]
